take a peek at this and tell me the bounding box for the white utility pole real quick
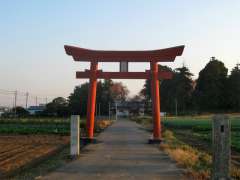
[25,92,29,109]
[14,90,17,117]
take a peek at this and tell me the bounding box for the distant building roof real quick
[0,107,11,112]
[27,105,45,111]
[116,101,144,110]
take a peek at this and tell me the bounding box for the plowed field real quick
[0,135,69,177]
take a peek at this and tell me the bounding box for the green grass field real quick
[0,118,86,135]
[0,117,113,135]
[161,115,240,151]
[132,115,240,151]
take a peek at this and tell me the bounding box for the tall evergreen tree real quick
[140,65,194,114]
[194,57,228,112]
[140,65,173,113]
[173,66,194,114]
[158,66,175,113]
[227,63,240,111]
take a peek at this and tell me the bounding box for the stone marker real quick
[71,115,80,156]
[212,114,230,180]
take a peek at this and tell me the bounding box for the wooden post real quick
[212,114,230,179]
[71,115,80,156]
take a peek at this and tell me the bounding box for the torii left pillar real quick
[86,61,98,141]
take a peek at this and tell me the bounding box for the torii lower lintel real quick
[65,45,185,143]
[76,70,173,79]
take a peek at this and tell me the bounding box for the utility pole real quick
[14,90,17,117]
[25,92,29,109]
[175,98,178,116]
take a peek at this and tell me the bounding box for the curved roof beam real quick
[64,45,185,62]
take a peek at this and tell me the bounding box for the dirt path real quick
[43,119,186,180]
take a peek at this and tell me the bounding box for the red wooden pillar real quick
[86,61,98,139]
[150,61,162,140]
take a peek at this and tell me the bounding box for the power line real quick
[0,88,65,108]
[0,89,14,93]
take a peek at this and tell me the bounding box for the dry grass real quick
[96,120,113,129]
[167,148,198,167]
[161,130,240,179]
[161,130,211,179]
[231,166,240,179]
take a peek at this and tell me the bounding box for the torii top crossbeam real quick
[64,45,184,62]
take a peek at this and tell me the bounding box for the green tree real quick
[140,65,194,114]
[227,63,240,111]
[140,65,173,102]
[140,65,173,113]
[194,57,228,112]
[96,79,114,115]
[68,80,127,116]
[173,66,194,114]
[140,78,151,102]
[12,106,29,117]
[140,78,151,114]
[68,82,89,116]
[45,97,70,117]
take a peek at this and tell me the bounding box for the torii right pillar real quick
[149,61,162,144]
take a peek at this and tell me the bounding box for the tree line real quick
[140,57,240,115]
[2,80,129,117]
[47,57,240,116]
[68,80,129,116]
[5,56,240,117]
[39,80,129,117]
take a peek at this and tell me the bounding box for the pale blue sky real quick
[0,0,240,106]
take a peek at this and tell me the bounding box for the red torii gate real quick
[65,45,184,143]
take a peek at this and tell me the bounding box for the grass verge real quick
[161,130,211,179]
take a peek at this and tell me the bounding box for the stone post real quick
[71,115,80,156]
[212,114,230,180]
